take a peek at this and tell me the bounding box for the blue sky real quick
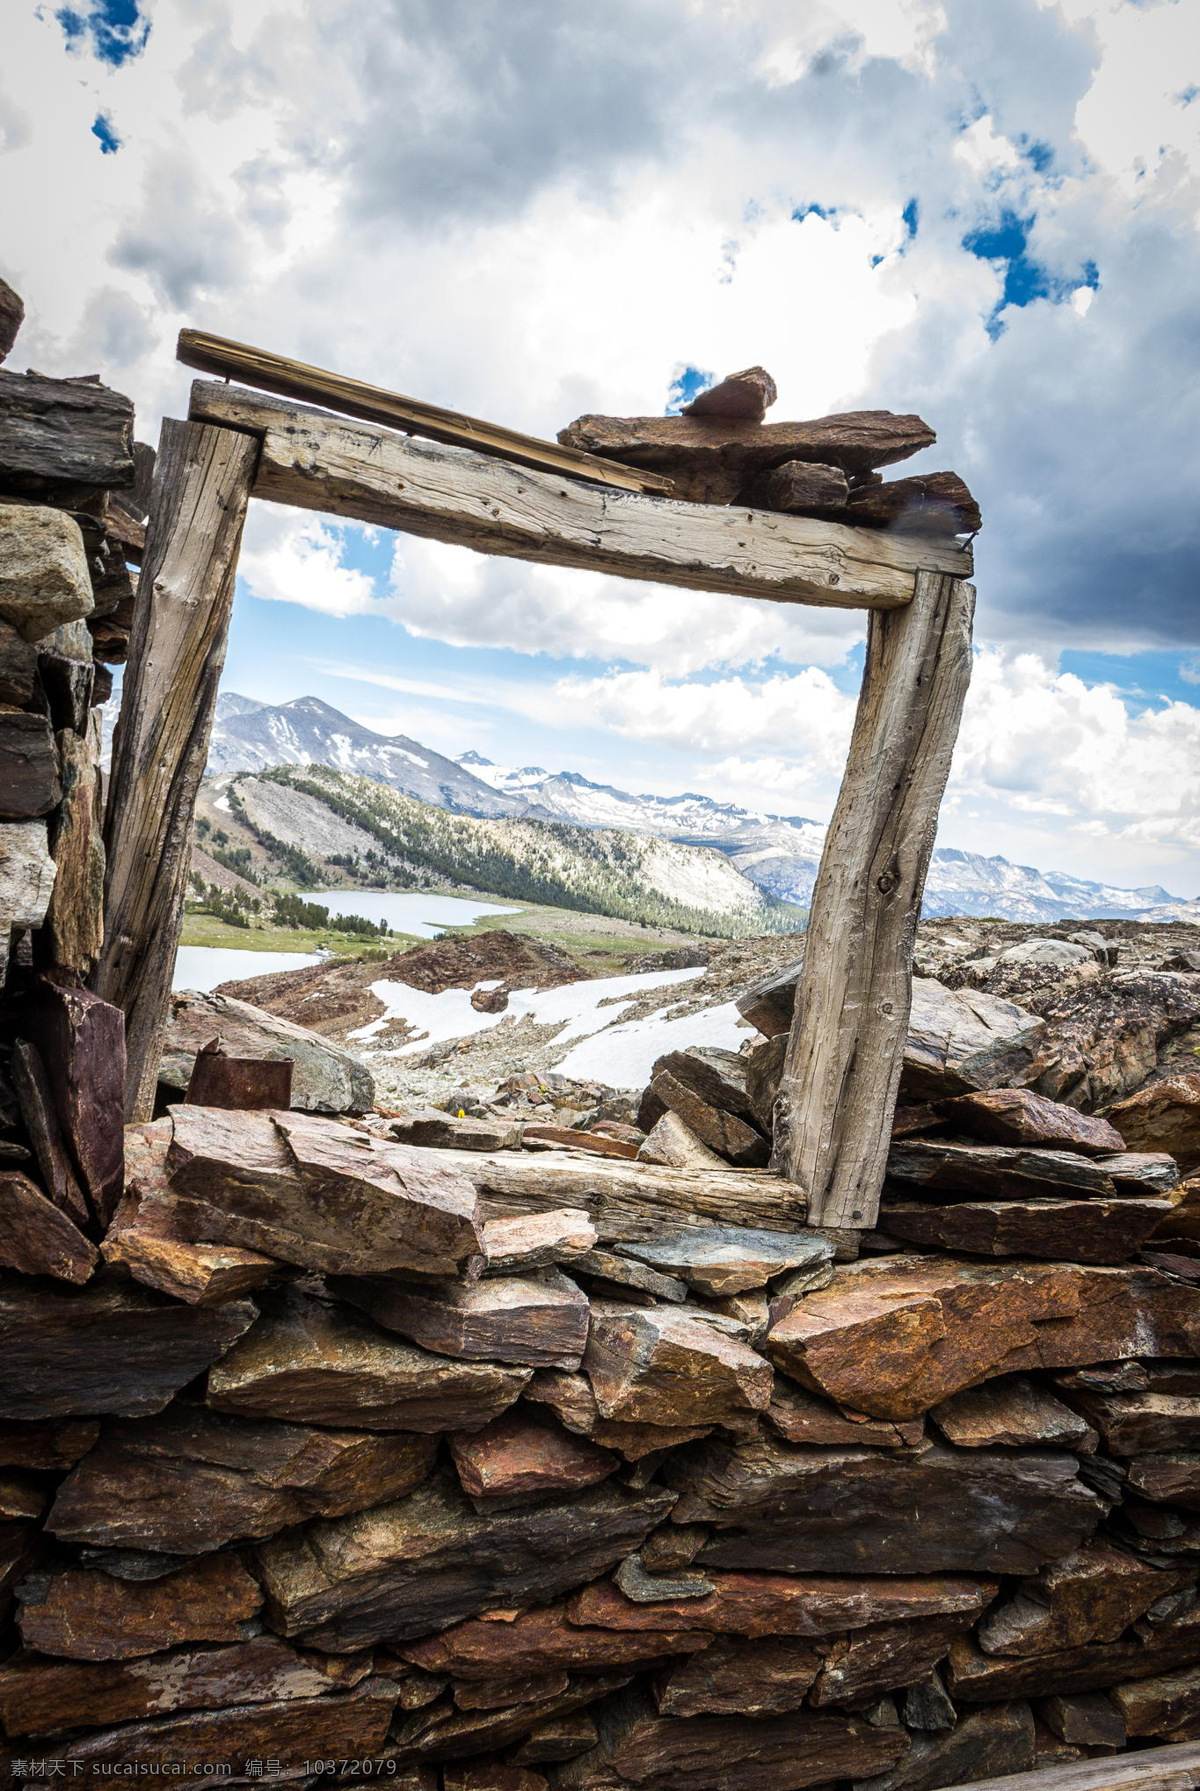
[6,0,1200,894]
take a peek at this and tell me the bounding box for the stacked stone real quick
[1,1002,1200,1791]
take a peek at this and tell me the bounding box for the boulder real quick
[46,1404,436,1552]
[1037,1692,1126,1748]
[682,367,778,422]
[0,708,60,818]
[636,1111,725,1170]
[206,1284,533,1431]
[0,505,93,640]
[850,1702,1035,1791]
[1110,1664,1200,1738]
[744,460,850,514]
[647,1069,768,1167]
[256,1473,675,1649]
[0,278,23,363]
[162,988,375,1114]
[0,819,56,975]
[481,1209,597,1274]
[1063,1390,1200,1455]
[765,1380,924,1449]
[22,977,125,1226]
[1109,1073,1200,1173]
[523,1367,711,1461]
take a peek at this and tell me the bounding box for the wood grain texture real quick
[177,329,674,495]
[94,419,258,1121]
[934,1738,1200,1791]
[774,572,975,1229]
[188,382,972,610]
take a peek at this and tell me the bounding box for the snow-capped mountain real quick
[206,696,523,819]
[204,696,1193,924]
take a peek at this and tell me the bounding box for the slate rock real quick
[584,1300,772,1427]
[10,1037,90,1226]
[851,1702,1035,1791]
[1037,1692,1126,1748]
[766,1379,924,1449]
[976,1543,1195,1657]
[443,1767,547,1791]
[675,1435,1101,1576]
[681,366,778,422]
[257,1473,675,1649]
[886,1138,1118,1201]
[394,1111,523,1150]
[449,1407,617,1499]
[1125,1453,1200,1510]
[393,1672,629,1764]
[524,1124,639,1158]
[0,1635,367,1737]
[41,1681,398,1775]
[0,277,23,362]
[396,1601,713,1680]
[554,1683,908,1791]
[654,1635,822,1716]
[0,1416,98,1469]
[482,1209,596,1274]
[0,818,56,973]
[1110,1664,1200,1738]
[881,1195,1171,1264]
[0,1168,97,1282]
[938,1088,1125,1154]
[900,1670,957,1732]
[512,1711,599,1763]
[208,1284,532,1431]
[0,618,36,703]
[1109,1073,1200,1173]
[844,469,981,535]
[0,504,93,640]
[764,1255,1200,1421]
[333,1269,590,1369]
[929,1375,1097,1451]
[944,1627,1200,1703]
[0,1273,256,1420]
[168,1104,484,1278]
[615,1226,831,1298]
[810,1616,976,1710]
[47,1404,437,1552]
[0,707,60,817]
[649,1069,768,1166]
[1099,1151,1181,1194]
[1064,1390,1200,1455]
[573,1245,689,1303]
[524,1367,711,1461]
[17,1552,262,1660]
[162,986,376,1113]
[0,370,134,499]
[102,1190,277,1305]
[636,1111,725,1170]
[901,979,1045,1099]
[744,459,850,514]
[736,959,804,1039]
[650,1047,758,1124]
[22,976,125,1225]
[567,1570,993,1637]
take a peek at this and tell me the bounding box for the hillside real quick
[204,694,1192,923]
[202,764,802,938]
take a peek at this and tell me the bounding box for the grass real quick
[179,909,422,958]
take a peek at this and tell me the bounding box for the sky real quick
[4,0,1200,895]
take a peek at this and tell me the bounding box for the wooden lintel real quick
[177,328,675,497]
[189,382,972,610]
[937,1740,1200,1791]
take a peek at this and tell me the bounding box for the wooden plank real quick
[190,383,972,609]
[937,1739,1200,1791]
[408,1147,807,1242]
[774,571,975,1230]
[176,328,674,496]
[94,419,258,1121]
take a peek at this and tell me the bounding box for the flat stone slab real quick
[616,1226,832,1297]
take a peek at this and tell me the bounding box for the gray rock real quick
[0,820,55,978]
[617,1226,833,1297]
[998,939,1093,969]
[0,506,93,641]
[161,988,374,1115]
[903,977,1046,1099]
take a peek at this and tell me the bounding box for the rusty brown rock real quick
[636,1111,726,1170]
[567,1570,993,1637]
[0,1472,45,1519]
[946,1627,1200,1702]
[810,1615,977,1709]
[1064,1390,1200,1455]
[571,1246,689,1303]
[0,1636,369,1735]
[257,1473,675,1650]
[0,1416,98,1469]
[333,1270,590,1369]
[523,1368,710,1460]
[524,1124,639,1159]
[682,367,778,422]
[743,459,850,514]
[554,1685,908,1791]
[207,1283,531,1431]
[392,1111,523,1150]
[44,1680,398,1773]
[0,1273,256,1420]
[976,1543,1194,1657]
[1101,1151,1181,1194]
[101,1189,276,1305]
[1109,1074,1200,1173]
[886,1138,1117,1200]
[850,1702,1034,1791]
[654,1635,822,1716]
[23,977,125,1225]
[0,1168,97,1282]
[650,1046,759,1125]
[398,1601,713,1680]
[47,1404,437,1552]
[764,1255,1200,1421]
[453,1673,569,1709]
[393,1672,629,1764]
[938,1088,1125,1154]
[881,1196,1171,1263]
[765,1380,924,1448]
[449,1407,617,1500]
[18,1552,262,1660]
[929,1375,1097,1451]
[9,1038,90,1226]
[1037,1692,1126,1748]
[512,1710,599,1763]
[168,1104,484,1278]
[649,1069,768,1167]
[482,1209,596,1274]
[443,1765,548,1791]
[844,469,982,535]
[584,1300,772,1427]
[1110,1664,1200,1738]
[670,1434,1100,1575]
[1125,1453,1200,1509]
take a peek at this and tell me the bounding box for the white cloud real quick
[238,511,382,618]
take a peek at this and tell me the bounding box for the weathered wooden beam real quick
[774,571,975,1231]
[177,328,674,496]
[938,1741,1200,1791]
[189,382,971,610]
[94,419,258,1121]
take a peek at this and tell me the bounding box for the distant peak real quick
[457,750,494,767]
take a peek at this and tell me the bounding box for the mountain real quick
[204,695,1193,925]
[206,695,523,819]
[211,764,798,937]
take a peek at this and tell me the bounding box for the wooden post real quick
[94,418,258,1121]
[774,570,975,1233]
